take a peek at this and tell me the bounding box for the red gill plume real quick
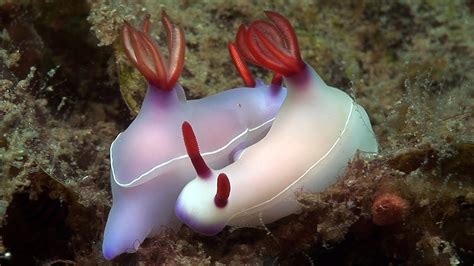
[228,41,256,88]
[235,25,259,66]
[161,10,185,91]
[142,14,151,33]
[214,173,231,208]
[121,11,185,91]
[271,73,283,87]
[231,24,283,88]
[181,121,211,178]
[245,11,305,77]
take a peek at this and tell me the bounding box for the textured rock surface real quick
[0,0,472,264]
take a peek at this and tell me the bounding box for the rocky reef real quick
[0,0,472,265]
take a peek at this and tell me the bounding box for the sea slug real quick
[103,11,286,259]
[175,11,378,235]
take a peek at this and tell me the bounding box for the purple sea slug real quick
[102,12,286,259]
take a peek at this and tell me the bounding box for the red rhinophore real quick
[228,41,256,87]
[245,12,305,77]
[121,11,185,91]
[181,121,211,178]
[214,173,231,208]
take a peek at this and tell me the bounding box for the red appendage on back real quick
[121,11,185,91]
[230,23,285,88]
[245,11,305,77]
[228,41,256,87]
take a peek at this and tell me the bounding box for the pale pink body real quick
[102,12,286,260]
[103,82,286,259]
[175,66,378,235]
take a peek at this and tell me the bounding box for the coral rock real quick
[371,193,409,226]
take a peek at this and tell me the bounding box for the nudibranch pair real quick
[175,12,378,235]
[102,12,287,259]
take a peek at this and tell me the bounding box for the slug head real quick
[176,121,233,235]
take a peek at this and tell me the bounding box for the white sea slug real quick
[175,11,378,235]
[102,12,287,259]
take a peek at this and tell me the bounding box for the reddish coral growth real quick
[371,193,409,226]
